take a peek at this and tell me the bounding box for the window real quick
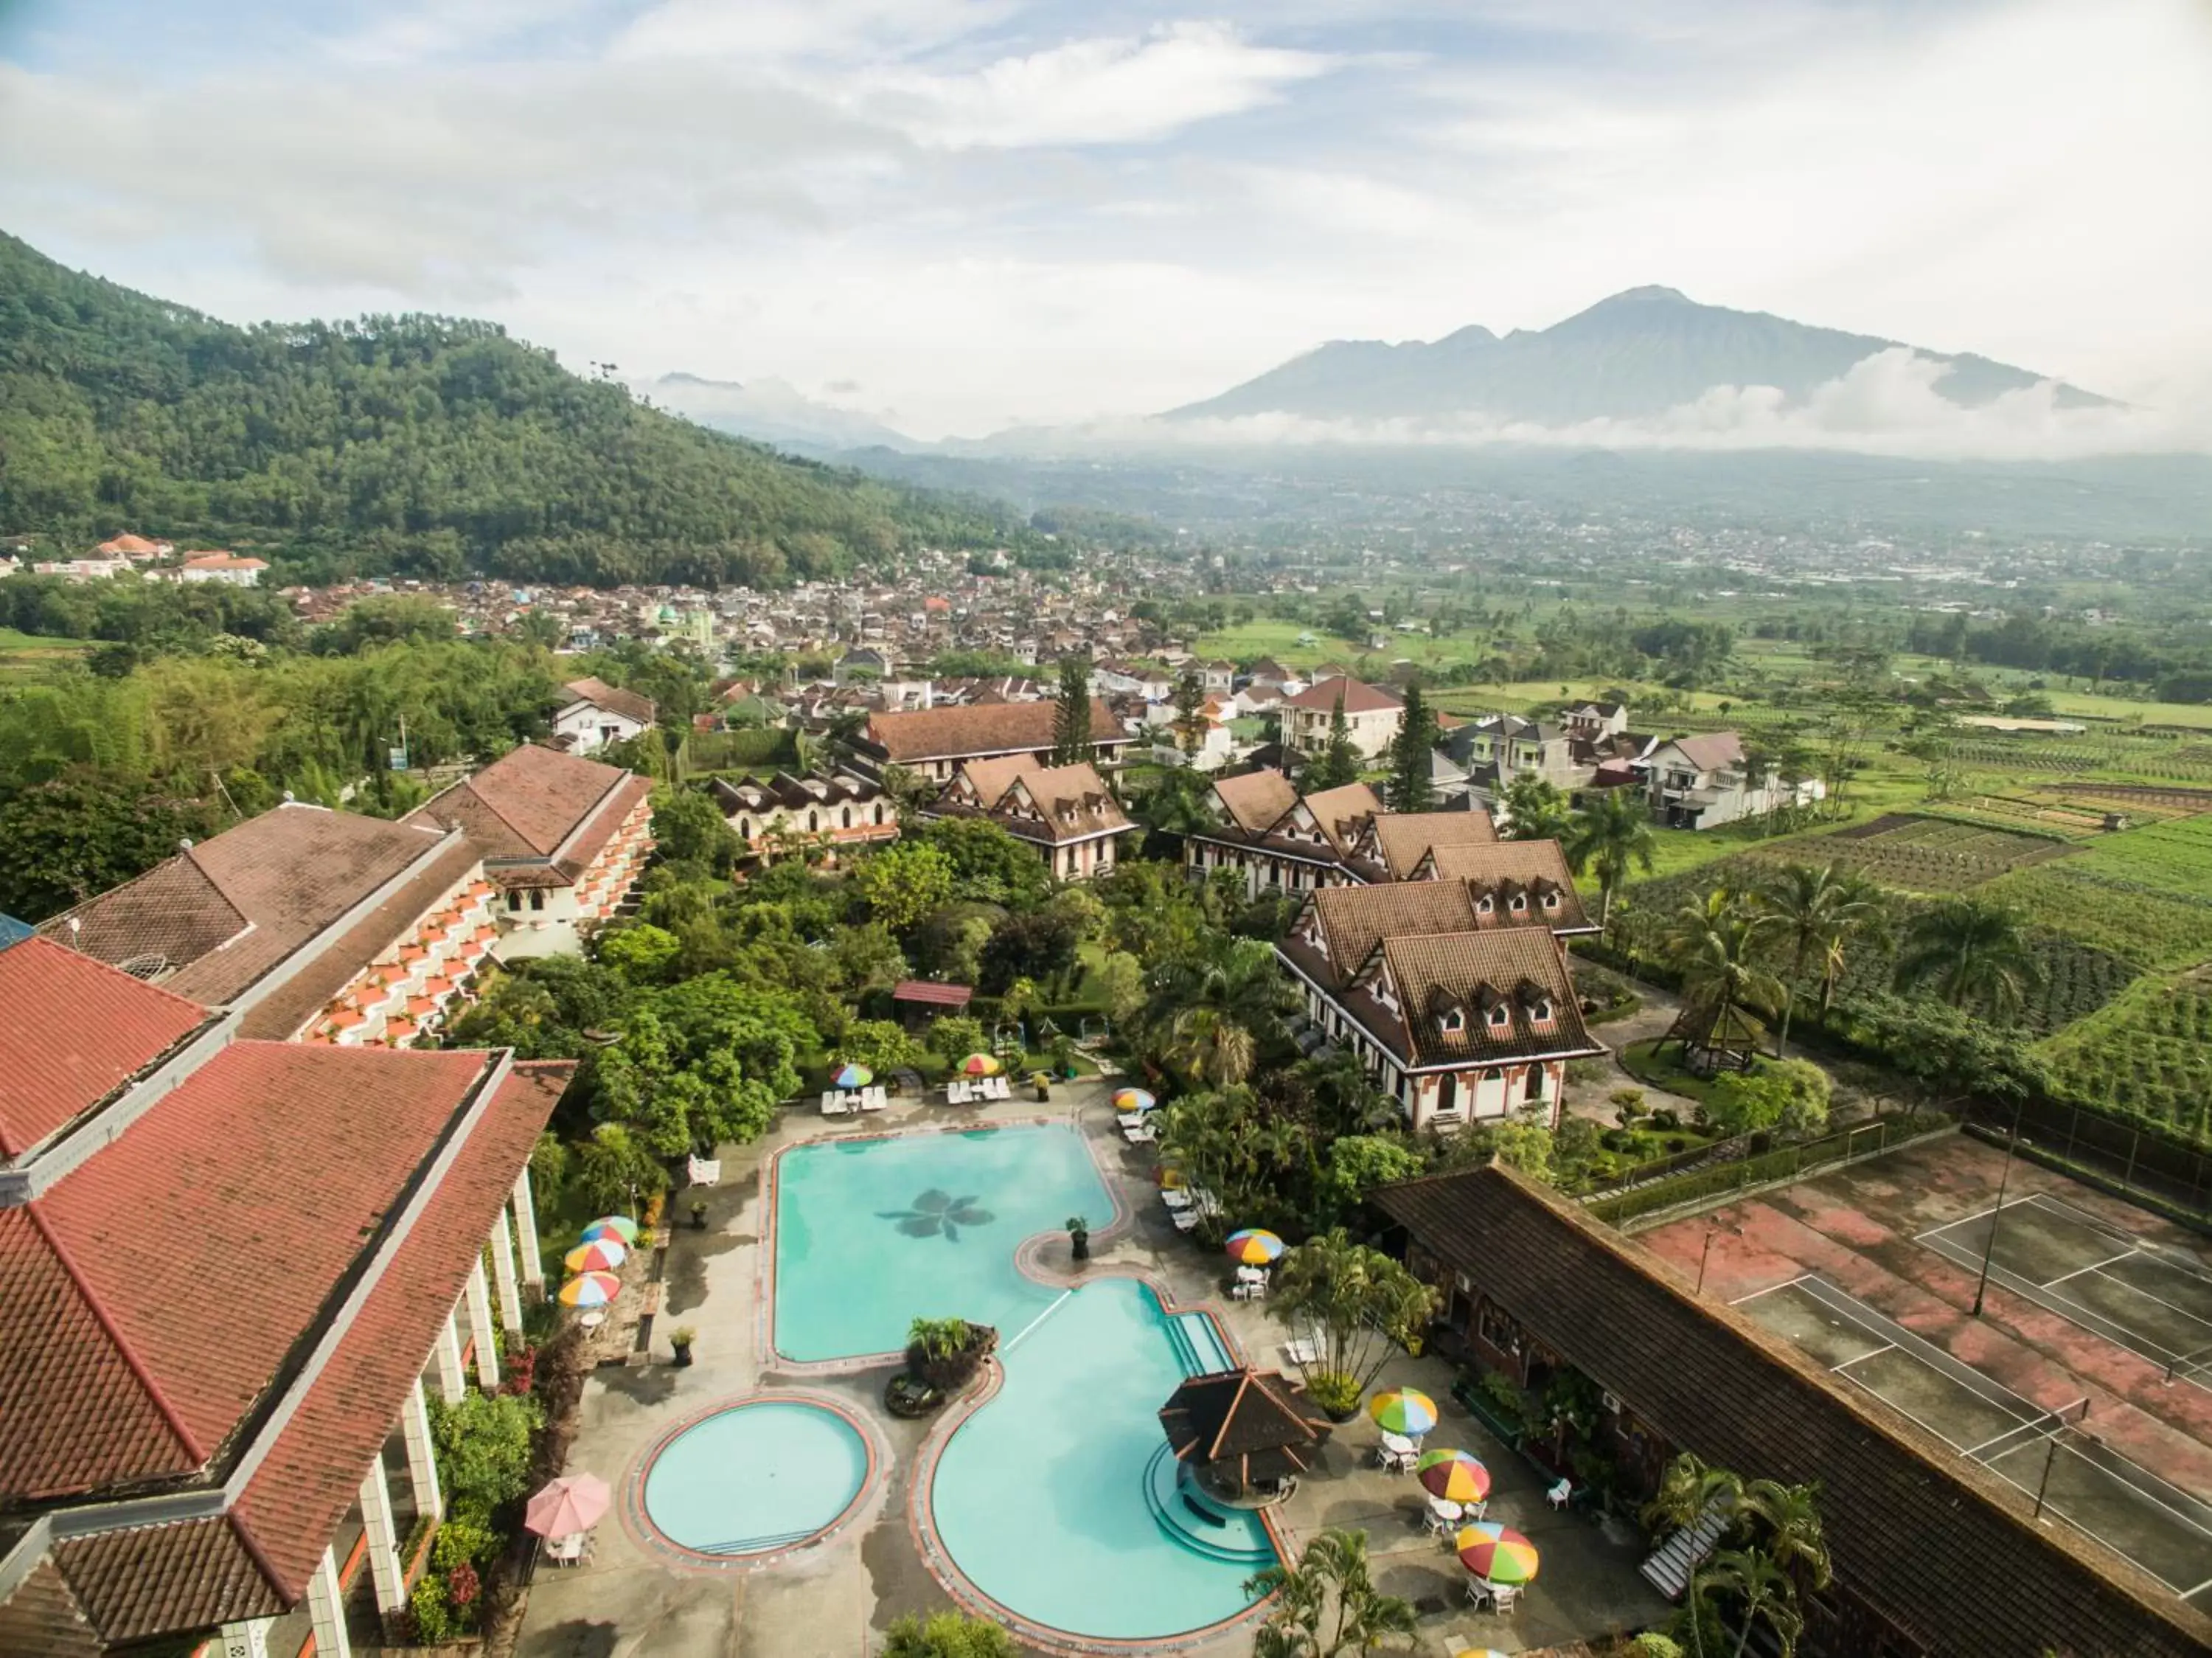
[807,810,820,832]
[529,889,545,912]
[1487,1005,1510,1029]
[1437,1073,1458,1111]
[737,816,753,840]
[1475,896,1493,915]
[1542,891,1559,909]
[841,805,852,829]
[1440,1009,1464,1033]
[506,891,522,913]
[1526,1064,1546,1101]
[1529,998,1552,1021]
[1509,894,1527,913]
[873,802,886,825]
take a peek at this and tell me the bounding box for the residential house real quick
[0,930,574,1658]
[405,744,653,957]
[176,552,268,587]
[1093,662,1174,701]
[37,802,496,1049]
[1560,700,1630,742]
[1410,840,1599,937]
[933,758,1133,880]
[1373,1164,2212,1658]
[1350,808,1498,881]
[30,557,128,581]
[1276,882,1604,1130]
[1182,770,1385,896]
[835,646,892,684]
[96,533,173,561]
[852,699,1130,785]
[1444,714,1581,786]
[1280,679,1403,760]
[1200,659,1237,696]
[1639,732,1821,829]
[553,677,656,755]
[707,771,897,863]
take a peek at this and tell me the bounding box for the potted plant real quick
[689,1199,708,1231]
[669,1326,697,1367]
[1067,1215,1091,1262]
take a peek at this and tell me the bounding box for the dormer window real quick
[1441,1008,1465,1033]
[1475,895,1494,915]
[1529,998,1553,1021]
[1509,894,1527,914]
[1541,890,1559,910]
[1486,1005,1512,1029]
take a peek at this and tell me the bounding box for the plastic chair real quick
[1546,1478,1571,1512]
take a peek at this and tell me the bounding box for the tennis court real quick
[1737,1274,2212,1603]
[1918,1191,2212,1387]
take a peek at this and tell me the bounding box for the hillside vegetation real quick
[0,231,1018,586]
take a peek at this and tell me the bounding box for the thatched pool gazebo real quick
[1158,1367,1335,1508]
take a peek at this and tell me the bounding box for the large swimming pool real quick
[770,1123,1272,1642]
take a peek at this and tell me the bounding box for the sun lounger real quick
[1160,1188,1192,1209]
[1116,1111,1145,1130]
[990,1076,1011,1100]
[821,1092,850,1117]
[947,1081,969,1105]
[686,1155,721,1186]
[1172,1207,1200,1231]
[1121,1122,1156,1144]
[859,1087,887,1112]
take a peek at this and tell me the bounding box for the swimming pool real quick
[639,1398,872,1558]
[772,1123,1112,1362]
[928,1277,1272,1641]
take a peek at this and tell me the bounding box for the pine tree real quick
[1385,684,1439,811]
[1050,656,1094,767]
[1172,670,1206,755]
[1301,688,1363,791]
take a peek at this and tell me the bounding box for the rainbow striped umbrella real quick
[1455,1522,1539,1585]
[1368,1388,1439,1436]
[564,1238,628,1273]
[959,1052,1001,1076]
[832,1063,873,1089]
[1224,1228,1285,1266]
[1113,1087,1157,1113]
[1453,1649,1512,1658]
[1414,1449,1491,1505]
[580,1215,639,1245]
[558,1271,622,1308]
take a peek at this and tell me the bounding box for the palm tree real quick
[1750,863,1885,1055]
[1564,787,1658,929]
[1892,896,2044,1021]
[1500,772,1573,842]
[1739,1477,1832,1593]
[1666,889,1788,1057]
[1245,1528,1417,1657]
[1150,939,1291,1088]
[1642,1451,1744,1540]
[1695,1547,1804,1658]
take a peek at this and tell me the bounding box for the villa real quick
[1275,878,1604,1129]
[708,770,899,863]
[406,743,653,958]
[0,931,573,1658]
[553,676,656,754]
[931,757,1133,880]
[1279,678,1403,759]
[1637,732,1823,830]
[1180,769,1385,895]
[36,802,497,1048]
[851,700,1132,785]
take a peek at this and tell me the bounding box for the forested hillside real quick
[0,232,1020,586]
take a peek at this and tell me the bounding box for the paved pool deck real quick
[514,1081,1666,1657]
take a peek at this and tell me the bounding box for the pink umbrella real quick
[524,1473,611,1539]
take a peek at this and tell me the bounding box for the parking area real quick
[1919,1192,2212,1388]
[1738,1274,2212,1603]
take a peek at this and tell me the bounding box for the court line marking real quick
[2042,1248,2150,1290]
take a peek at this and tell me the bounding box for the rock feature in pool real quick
[927,1278,1274,1642]
[639,1398,870,1559]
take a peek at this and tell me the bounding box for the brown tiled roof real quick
[1654,731,1745,771]
[406,743,635,859]
[1421,840,1594,933]
[954,754,1029,810]
[0,1558,104,1658]
[1295,783,1382,856]
[944,761,1130,845]
[234,839,482,1041]
[0,939,210,1162]
[49,1516,283,1645]
[1293,881,1478,990]
[1,1044,498,1499]
[38,805,451,1007]
[1370,810,1498,879]
[863,699,1123,764]
[1371,1165,2212,1658]
[1210,769,1300,836]
[1283,678,1402,714]
[1378,929,1599,1066]
[1161,1368,1333,1485]
[561,676,657,726]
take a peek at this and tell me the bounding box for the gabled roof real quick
[1293,783,1383,857]
[862,699,1123,764]
[560,676,656,726]
[0,939,211,1162]
[1378,930,1597,1066]
[406,743,639,861]
[1419,840,1594,933]
[1290,881,1478,990]
[1282,678,1402,715]
[1368,808,1498,878]
[1651,731,1745,771]
[38,805,451,1008]
[946,761,1131,845]
[1370,1165,2212,1658]
[1211,768,1300,834]
[1159,1368,1333,1484]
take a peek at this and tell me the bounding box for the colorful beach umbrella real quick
[580,1215,639,1245]
[563,1238,628,1273]
[1224,1228,1286,1265]
[1368,1387,1439,1436]
[832,1062,873,1089]
[524,1473,611,1539]
[1415,1449,1492,1505]
[558,1271,622,1308]
[1455,1522,1540,1585]
[1113,1087,1157,1113]
[959,1052,1001,1076]
[1453,1649,1512,1658]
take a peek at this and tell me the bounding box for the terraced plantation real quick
[2038,969,2212,1142]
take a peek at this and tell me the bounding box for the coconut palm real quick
[1666,889,1788,1053]
[1563,786,1658,929]
[1642,1451,1744,1540]
[1150,938,1293,1088]
[1245,1527,1417,1657]
[1892,896,2044,1021]
[1739,1477,1832,1593]
[1695,1547,1804,1658]
[1750,863,1887,1055]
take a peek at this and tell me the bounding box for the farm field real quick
[2067,814,2212,898]
[1807,813,2074,892]
[0,627,87,681]
[2037,970,2212,1142]
[1977,864,2212,971]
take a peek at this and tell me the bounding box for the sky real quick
[1,0,2209,441]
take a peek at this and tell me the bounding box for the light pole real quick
[1971,1098,2026,1319]
[1695,1218,1740,1297]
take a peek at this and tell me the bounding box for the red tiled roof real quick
[49,1515,282,1645]
[0,938,211,1161]
[560,676,657,726]
[3,1044,495,1499]
[1282,678,1402,714]
[406,743,636,860]
[863,699,1123,764]
[893,980,973,1007]
[234,1061,571,1597]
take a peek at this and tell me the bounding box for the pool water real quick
[773,1124,1111,1362]
[641,1400,869,1556]
[930,1278,1270,1641]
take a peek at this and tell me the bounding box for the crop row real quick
[2038,974,2212,1144]
[1976,866,2212,971]
[2068,814,2212,898]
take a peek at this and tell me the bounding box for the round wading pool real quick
[639,1399,871,1559]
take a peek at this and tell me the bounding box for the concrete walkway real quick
[513,1081,1665,1657]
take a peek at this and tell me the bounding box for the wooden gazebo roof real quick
[1158,1367,1334,1486]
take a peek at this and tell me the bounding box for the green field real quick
[2066,814,2212,895]
[1977,864,2212,971]
[2037,969,2212,1140]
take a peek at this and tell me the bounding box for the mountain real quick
[0,232,1019,586]
[1166,285,2111,425]
[646,372,917,455]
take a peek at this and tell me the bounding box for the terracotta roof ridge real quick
[24,1201,207,1468]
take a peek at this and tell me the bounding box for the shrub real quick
[837,1019,926,1074]
[1304,1368,1364,1419]
[1706,1059,1832,1139]
[926,1014,989,1062]
[883,1612,1018,1658]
